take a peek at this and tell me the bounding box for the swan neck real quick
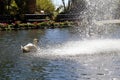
[33,42,38,47]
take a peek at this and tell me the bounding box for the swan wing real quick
[21,43,38,53]
[24,43,37,50]
[25,43,34,47]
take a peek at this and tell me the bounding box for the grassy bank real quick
[0,21,75,31]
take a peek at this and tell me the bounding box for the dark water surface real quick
[0,27,120,80]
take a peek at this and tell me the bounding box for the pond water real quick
[1,26,120,80]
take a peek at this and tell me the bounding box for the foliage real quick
[9,0,18,15]
[36,0,55,14]
[14,0,28,14]
[53,5,64,20]
[0,0,25,15]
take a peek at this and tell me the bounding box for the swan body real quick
[21,38,38,53]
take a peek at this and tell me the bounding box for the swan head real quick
[33,38,39,46]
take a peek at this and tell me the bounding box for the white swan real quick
[21,38,39,53]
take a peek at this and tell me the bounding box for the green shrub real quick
[39,22,50,26]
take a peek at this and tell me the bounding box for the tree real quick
[26,0,36,14]
[14,0,36,14]
[0,0,12,15]
[62,0,66,11]
[61,0,86,14]
[0,0,6,14]
[36,0,55,14]
[14,0,26,14]
[0,0,55,15]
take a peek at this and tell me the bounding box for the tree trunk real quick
[0,1,5,14]
[26,0,36,14]
[15,0,36,14]
[62,0,66,11]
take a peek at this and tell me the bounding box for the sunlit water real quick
[0,26,120,80]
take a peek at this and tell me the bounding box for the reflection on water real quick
[0,27,120,79]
